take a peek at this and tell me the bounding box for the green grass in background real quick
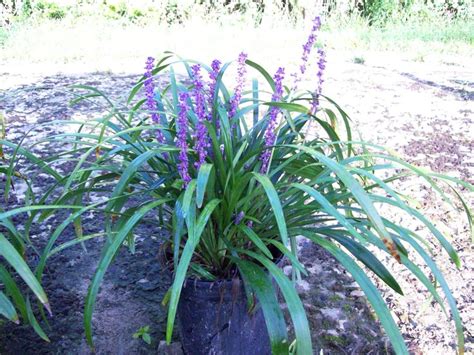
[0,28,8,47]
[0,0,472,65]
[324,14,473,52]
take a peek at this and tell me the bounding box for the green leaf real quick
[194,199,221,242]
[0,233,50,314]
[449,186,474,243]
[235,259,289,354]
[246,59,275,91]
[252,79,259,125]
[252,173,288,246]
[384,221,464,353]
[84,198,171,346]
[292,145,400,261]
[244,251,312,355]
[0,265,28,321]
[26,297,50,342]
[165,234,197,343]
[291,183,367,244]
[372,194,460,268]
[330,234,403,295]
[0,139,62,181]
[196,164,213,208]
[0,291,19,324]
[182,180,197,218]
[142,333,152,345]
[166,198,221,344]
[301,231,409,355]
[105,149,164,212]
[173,199,185,270]
[264,102,309,114]
[238,225,273,259]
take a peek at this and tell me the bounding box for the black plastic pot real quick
[177,277,271,355]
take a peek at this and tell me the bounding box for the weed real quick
[133,325,151,345]
[322,319,331,330]
[322,334,347,346]
[353,56,365,65]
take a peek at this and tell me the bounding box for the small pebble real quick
[296,280,311,294]
[350,290,365,298]
[158,340,183,355]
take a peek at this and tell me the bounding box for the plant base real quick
[177,278,271,355]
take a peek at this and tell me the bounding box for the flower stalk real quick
[177,92,192,186]
[144,56,165,144]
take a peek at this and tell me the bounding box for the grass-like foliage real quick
[1,17,472,355]
[0,112,53,341]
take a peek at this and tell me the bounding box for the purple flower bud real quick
[311,48,327,114]
[260,67,285,174]
[191,64,209,170]
[228,52,248,119]
[234,211,245,225]
[144,57,165,144]
[177,92,192,187]
[208,59,221,119]
[247,221,253,229]
[292,16,322,91]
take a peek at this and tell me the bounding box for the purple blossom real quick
[177,92,192,187]
[234,211,245,225]
[144,57,165,143]
[247,221,253,229]
[191,64,209,169]
[291,16,322,91]
[310,48,326,114]
[260,67,285,174]
[208,59,221,121]
[228,52,248,119]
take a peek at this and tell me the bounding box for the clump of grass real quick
[353,56,365,65]
[35,1,66,20]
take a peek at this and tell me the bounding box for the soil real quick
[0,52,472,354]
[0,214,171,355]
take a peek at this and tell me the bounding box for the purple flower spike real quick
[260,67,286,174]
[234,211,245,225]
[191,64,210,170]
[144,57,165,143]
[292,16,322,91]
[228,52,248,119]
[177,92,192,187]
[311,48,327,115]
[208,59,221,120]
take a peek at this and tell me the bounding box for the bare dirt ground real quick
[0,50,473,354]
[323,54,474,354]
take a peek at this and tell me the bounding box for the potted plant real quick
[12,16,472,354]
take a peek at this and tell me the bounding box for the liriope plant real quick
[0,114,55,341]
[5,16,472,354]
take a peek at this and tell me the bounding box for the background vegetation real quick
[1,0,473,56]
